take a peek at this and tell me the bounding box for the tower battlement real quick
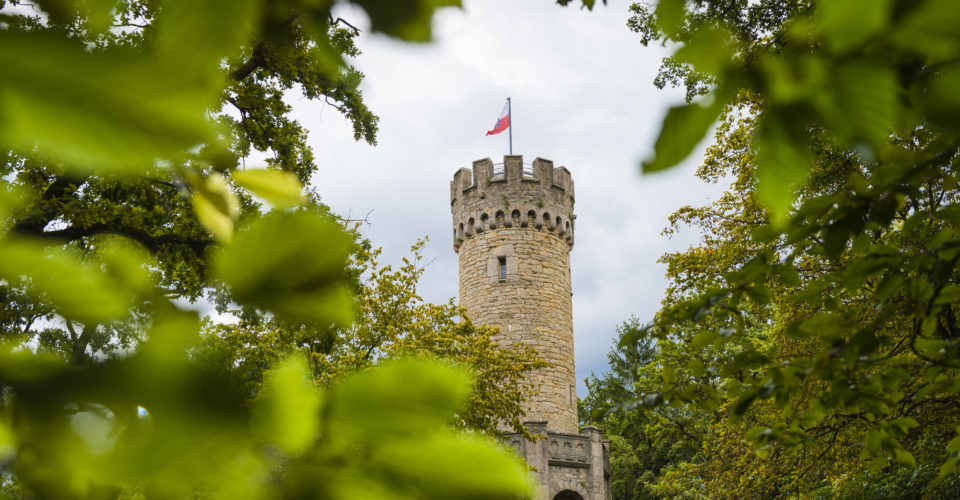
[451,156,575,251]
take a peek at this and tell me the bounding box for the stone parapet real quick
[505,422,611,500]
[451,156,575,251]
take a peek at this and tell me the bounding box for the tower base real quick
[505,422,611,500]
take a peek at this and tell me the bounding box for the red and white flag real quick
[485,102,510,136]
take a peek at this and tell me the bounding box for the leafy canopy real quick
[603,0,960,495]
[0,0,602,498]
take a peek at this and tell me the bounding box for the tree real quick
[199,239,546,436]
[1,0,605,497]
[0,0,378,364]
[0,0,635,497]
[581,318,703,499]
[607,0,960,495]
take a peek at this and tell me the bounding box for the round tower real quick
[450,155,577,434]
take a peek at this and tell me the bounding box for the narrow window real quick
[498,256,507,280]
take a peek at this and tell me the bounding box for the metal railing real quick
[491,162,536,178]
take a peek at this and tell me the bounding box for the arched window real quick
[511,209,521,227]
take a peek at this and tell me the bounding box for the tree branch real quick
[34,223,213,257]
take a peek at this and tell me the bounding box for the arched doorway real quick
[553,490,584,500]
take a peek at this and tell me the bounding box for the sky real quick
[293,0,724,395]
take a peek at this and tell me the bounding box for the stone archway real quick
[553,490,585,500]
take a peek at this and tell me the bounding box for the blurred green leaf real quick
[832,63,898,146]
[370,434,534,499]
[947,434,960,453]
[643,96,724,173]
[81,0,118,33]
[351,0,462,42]
[233,168,305,209]
[0,238,129,324]
[893,448,916,468]
[214,211,355,325]
[819,0,892,52]
[793,313,848,338]
[755,116,810,223]
[892,0,960,59]
[938,456,958,480]
[655,0,685,38]
[326,358,471,442]
[866,428,882,454]
[674,25,731,76]
[154,0,258,72]
[0,412,14,462]
[255,354,322,456]
[190,173,240,242]
[0,32,216,173]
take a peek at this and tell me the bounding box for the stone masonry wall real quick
[451,155,577,434]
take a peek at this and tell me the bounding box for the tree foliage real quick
[200,239,546,436]
[0,0,610,498]
[594,0,960,496]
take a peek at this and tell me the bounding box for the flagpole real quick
[507,97,512,155]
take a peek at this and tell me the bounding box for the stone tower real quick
[450,155,610,500]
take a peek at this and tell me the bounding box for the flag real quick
[485,102,510,136]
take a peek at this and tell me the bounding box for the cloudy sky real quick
[294,0,723,394]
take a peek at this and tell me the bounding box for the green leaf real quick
[687,358,705,377]
[776,264,801,287]
[0,238,129,324]
[254,354,322,456]
[876,274,905,300]
[819,0,893,52]
[351,0,462,42]
[674,25,731,76]
[0,415,13,462]
[233,168,305,208]
[893,448,916,468]
[890,417,919,435]
[326,359,472,442]
[191,173,240,243]
[691,330,721,349]
[642,95,724,173]
[916,337,947,357]
[794,313,847,338]
[618,322,652,347]
[655,0,686,38]
[0,32,217,173]
[154,0,258,72]
[213,211,355,325]
[832,63,898,146]
[370,434,534,499]
[938,457,958,480]
[755,115,811,223]
[865,428,882,454]
[744,285,771,305]
[892,0,960,59]
[662,366,676,384]
[935,285,960,306]
[81,0,119,33]
[947,434,960,453]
